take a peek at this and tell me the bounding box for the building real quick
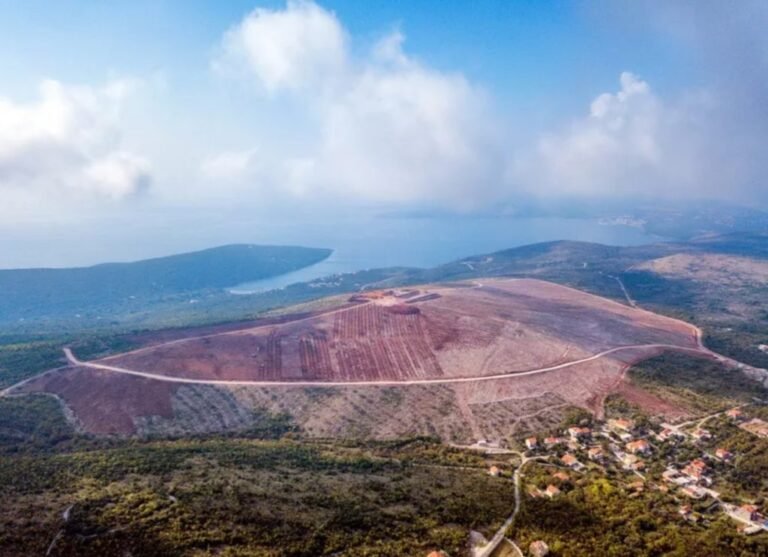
[529,540,550,557]
[567,426,591,440]
[608,418,634,433]
[656,428,685,442]
[626,440,651,455]
[544,436,564,448]
[545,484,561,499]
[726,408,744,421]
[683,459,709,483]
[488,466,501,477]
[561,453,582,469]
[715,447,733,461]
[552,471,570,481]
[734,504,761,523]
[426,551,448,557]
[587,447,604,461]
[622,454,645,471]
[691,429,712,442]
[681,485,706,499]
[525,436,539,450]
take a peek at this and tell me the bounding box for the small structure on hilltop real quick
[529,540,550,557]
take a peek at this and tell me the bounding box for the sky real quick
[0,0,766,267]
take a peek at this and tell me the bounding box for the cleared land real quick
[88,279,699,382]
[15,279,709,437]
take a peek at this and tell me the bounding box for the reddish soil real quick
[20,367,176,434]
[102,279,698,383]
[613,380,690,419]
[15,279,704,435]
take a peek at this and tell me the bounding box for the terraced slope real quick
[14,279,707,436]
[96,279,698,383]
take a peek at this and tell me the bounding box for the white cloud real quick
[0,79,151,203]
[523,72,734,201]
[201,148,260,180]
[210,1,505,209]
[214,0,347,93]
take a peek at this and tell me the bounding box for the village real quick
[451,405,768,557]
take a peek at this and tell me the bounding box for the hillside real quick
[0,244,331,325]
[15,278,704,437]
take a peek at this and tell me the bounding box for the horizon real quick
[1,1,767,267]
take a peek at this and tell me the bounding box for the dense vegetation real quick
[511,465,768,556]
[0,400,513,557]
[628,352,768,414]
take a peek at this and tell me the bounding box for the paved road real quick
[475,452,547,557]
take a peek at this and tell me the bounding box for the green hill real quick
[0,244,331,325]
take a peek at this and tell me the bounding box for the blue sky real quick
[0,1,765,266]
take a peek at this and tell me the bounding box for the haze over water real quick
[231,215,660,293]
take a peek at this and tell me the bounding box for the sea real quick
[229,215,662,294]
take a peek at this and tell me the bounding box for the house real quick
[488,466,501,477]
[525,437,539,450]
[691,429,712,442]
[545,484,561,498]
[529,540,550,557]
[544,436,564,448]
[734,504,761,523]
[656,428,685,442]
[552,471,570,481]
[608,418,634,433]
[622,454,645,471]
[561,453,583,470]
[567,426,591,440]
[681,485,706,499]
[715,447,733,461]
[426,551,448,557]
[588,447,604,461]
[683,459,708,481]
[626,439,651,455]
[726,408,744,421]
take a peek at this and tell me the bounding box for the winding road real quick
[3,279,765,395]
[61,343,726,389]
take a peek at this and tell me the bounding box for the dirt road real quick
[61,343,725,389]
